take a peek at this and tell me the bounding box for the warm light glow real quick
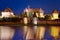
[24,26,28,37]
[51,26,59,37]
[2,12,11,17]
[53,13,59,19]
[33,17,37,24]
[36,13,39,17]
[34,26,37,34]
[11,12,15,16]
[0,26,15,40]
[39,13,44,18]
[1,12,14,17]
[51,17,54,20]
[26,12,29,17]
[36,26,45,40]
[24,8,29,12]
[0,16,2,18]
[24,17,28,24]
[26,27,34,40]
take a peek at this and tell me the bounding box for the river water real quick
[0,25,60,40]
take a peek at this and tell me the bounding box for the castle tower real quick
[52,9,59,19]
[1,8,15,18]
[39,8,44,18]
[24,6,31,17]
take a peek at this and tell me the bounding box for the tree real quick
[44,15,52,20]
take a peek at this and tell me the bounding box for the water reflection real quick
[24,26,34,40]
[24,26,28,37]
[0,26,24,40]
[36,26,45,40]
[0,26,15,40]
[50,26,60,40]
[0,26,60,40]
[25,27,34,40]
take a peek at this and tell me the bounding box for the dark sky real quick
[0,0,60,15]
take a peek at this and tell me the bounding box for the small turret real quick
[39,8,44,18]
[52,9,59,19]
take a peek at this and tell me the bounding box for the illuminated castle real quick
[39,8,44,18]
[24,6,31,17]
[1,8,15,18]
[0,7,59,20]
[52,9,59,20]
[24,6,44,18]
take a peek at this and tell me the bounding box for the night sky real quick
[0,0,60,15]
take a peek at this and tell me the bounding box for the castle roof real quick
[3,8,13,12]
[39,8,44,13]
[53,9,58,13]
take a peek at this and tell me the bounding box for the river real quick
[0,25,60,40]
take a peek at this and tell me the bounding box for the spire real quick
[27,5,30,9]
[3,7,13,12]
[39,8,44,13]
[24,5,31,12]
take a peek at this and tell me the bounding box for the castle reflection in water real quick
[0,26,60,40]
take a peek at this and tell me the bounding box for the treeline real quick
[0,17,22,22]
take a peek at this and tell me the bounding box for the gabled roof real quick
[30,8,39,13]
[24,6,44,13]
[53,9,58,13]
[2,8,15,17]
[3,8,13,12]
[39,8,44,13]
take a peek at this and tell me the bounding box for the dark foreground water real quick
[0,25,60,40]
